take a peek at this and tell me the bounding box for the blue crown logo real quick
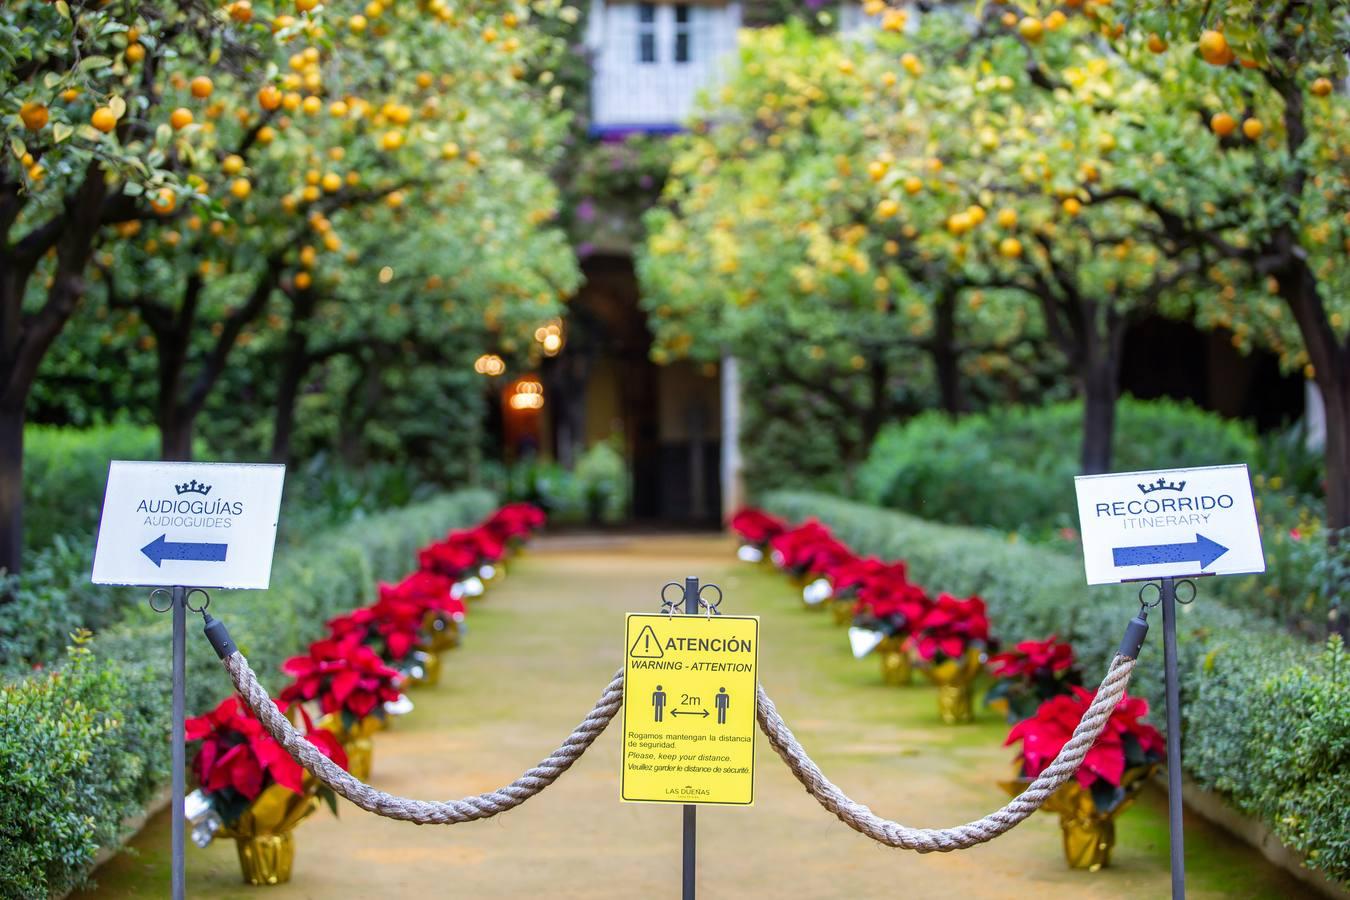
[175,479,212,497]
[1138,477,1185,495]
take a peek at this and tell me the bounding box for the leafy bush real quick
[856,397,1261,534]
[574,439,628,523]
[504,444,629,524]
[0,490,494,896]
[0,635,149,899]
[763,491,1349,885]
[23,424,160,554]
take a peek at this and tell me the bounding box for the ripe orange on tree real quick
[1147,33,1168,54]
[1198,30,1230,65]
[150,188,177,215]
[91,107,118,133]
[1242,117,1263,139]
[1210,111,1236,137]
[258,85,282,111]
[125,42,146,64]
[170,108,194,129]
[1018,17,1044,42]
[19,102,48,131]
[1311,78,1333,97]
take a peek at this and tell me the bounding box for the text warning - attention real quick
[621,613,759,806]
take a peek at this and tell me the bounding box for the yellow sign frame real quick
[620,613,759,806]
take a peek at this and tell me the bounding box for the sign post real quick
[92,461,285,900]
[1074,464,1264,900]
[622,578,758,900]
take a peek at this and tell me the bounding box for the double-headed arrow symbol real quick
[1112,533,1228,569]
[141,534,228,568]
[670,708,710,718]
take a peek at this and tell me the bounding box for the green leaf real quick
[78,55,113,72]
[10,137,26,159]
[52,122,73,144]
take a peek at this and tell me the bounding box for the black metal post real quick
[171,584,187,900]
[1160,577,1186,900]
[682,575,699,900]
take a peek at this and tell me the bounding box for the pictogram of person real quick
[715,687,729,724]
[652,685,667,722]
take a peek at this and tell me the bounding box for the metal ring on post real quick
[185,588,211,614]
[148,587,175,614]
[1137,582,1162,611]
[661,581,685,617]
[1175,579,1197,605]
[698,583,723,617]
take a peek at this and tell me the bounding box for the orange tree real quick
[88,0,575,462]
[1,2,281,572]
[861,7,1229,474]
[258,159,577,470]
[1075,1,1350,529]
[639,24,1046,486]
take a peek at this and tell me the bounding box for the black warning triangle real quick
[629,624,664,659]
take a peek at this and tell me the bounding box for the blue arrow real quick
[1112,533,1228,569]
[141,534,228,568]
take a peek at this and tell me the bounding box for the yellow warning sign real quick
[621,613,758,805]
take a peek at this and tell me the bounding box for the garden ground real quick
[80,535,1313,899]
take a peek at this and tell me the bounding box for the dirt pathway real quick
[80,534,1313,899]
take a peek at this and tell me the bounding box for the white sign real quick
[1074,464,1265,585]
[91,461,286,589]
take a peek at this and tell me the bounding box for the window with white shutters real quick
[637,2,657,63]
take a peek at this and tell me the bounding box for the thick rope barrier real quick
[756,653,1136,851]
[225,652,625,824]
[222,647,1135,844]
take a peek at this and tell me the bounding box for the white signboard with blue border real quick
[91,461,286,589]
[1074,464,1265,585]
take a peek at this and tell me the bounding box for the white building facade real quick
[586,0,742,135]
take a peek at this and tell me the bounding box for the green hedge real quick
[855,398,1260,534]
[0,489,495,898]
[763,491,1349,885]
[24,424,161,554]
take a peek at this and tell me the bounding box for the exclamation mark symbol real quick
[629,624,664,659]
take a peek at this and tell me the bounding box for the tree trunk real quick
[159,408,195,461]
[1081,364,1117,475]
[931,290,963,417]
[0,162,110,575]
[1322,376,1350,533]
[1079,320,1125,476]
[1276,251,1350,531]
[0,403,25,574]
[270,292,316,463]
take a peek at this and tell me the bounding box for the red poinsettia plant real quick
[906,594,991,662]
[186,695,347,826]
[326,597,426,666]
[483,502,546,543]
[418,526,504,581]
[985,635,1083,722]
[380,571,466,650]
[280,638,403,729]
[769,521,853,577]
[729,507,788,548]
[1006,687,1165,812]
[851,571,934,638]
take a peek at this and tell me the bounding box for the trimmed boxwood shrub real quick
[0,489,495,898]
[763,491,1349,886]
[856,398,1260,534]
